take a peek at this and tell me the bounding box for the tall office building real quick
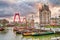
[39,4,51,27]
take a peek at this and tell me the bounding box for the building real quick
[39,4,51,27]
[59,15,60,24]
[50,17,58,26]
[50,16,60,26]
[26,12,40,24]
[26,4,51,27]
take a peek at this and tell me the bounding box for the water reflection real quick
[0,27,15,40]
[0,27,60,40]
[16,34,23,40]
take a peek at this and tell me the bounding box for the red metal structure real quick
[14,13,21,22]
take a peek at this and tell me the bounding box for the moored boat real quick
[13,27,18,31]
[22,32,54,36]
[16,31,22,34]
[0,27,4,31]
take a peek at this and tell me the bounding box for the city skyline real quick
[0,0,60,21]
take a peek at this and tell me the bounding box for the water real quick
[0,27,60,40]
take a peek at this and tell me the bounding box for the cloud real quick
[0,1,38,17]
[0,0,60,18]
[50,7,60,17]
[0,1,10,8]
[49,0,60,6]
[0,8,13,17]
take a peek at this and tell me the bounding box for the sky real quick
[0,0,60,21]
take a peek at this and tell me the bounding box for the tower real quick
[14,12,21,22]
[30,15,34,28]
[23,17,28,28]
[23,17,26,23]
[39,4,51,27]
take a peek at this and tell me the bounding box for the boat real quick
[0,27,4,31]
[13,27,18,31]
[16,28,26,34]
[16,27,32,34]
[13,27,26,31]
[22,32,54,36]
[16,31,22,34]
[16,30,25,34]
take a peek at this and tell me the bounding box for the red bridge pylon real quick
[13,12,21,22]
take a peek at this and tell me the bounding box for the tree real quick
[0,19,9,27]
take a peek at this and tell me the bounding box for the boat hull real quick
[23,32,54,36]
[0,28,4,31]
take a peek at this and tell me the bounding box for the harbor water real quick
[0,27,60,40]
